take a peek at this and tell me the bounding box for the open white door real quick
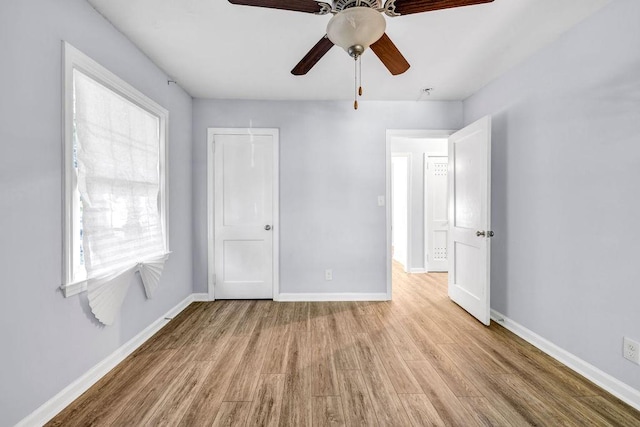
[448,116,492,325]
[212,128,278,299]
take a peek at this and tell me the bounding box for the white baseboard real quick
[192,293,210,302]
[278,293,389,302]
[409,268,427,274]
[16,294,197,427]
[491,309,640,412]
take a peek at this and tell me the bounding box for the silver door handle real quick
[476,230,494,237]
[265,225,271,231]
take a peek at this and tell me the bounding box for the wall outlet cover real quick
[325,269,332,281]
[623,337,640,364]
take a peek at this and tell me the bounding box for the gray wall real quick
[464,0,640,391]
[0,1,193,425]
[192,100,462,295]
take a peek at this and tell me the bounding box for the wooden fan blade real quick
[390,0,493,16]
[291,36,334,75]
[228,0,327,14]
[370,33,410,76]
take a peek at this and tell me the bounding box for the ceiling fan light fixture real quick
[326,7,386,57]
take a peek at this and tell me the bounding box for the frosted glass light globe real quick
[326,7,386,55]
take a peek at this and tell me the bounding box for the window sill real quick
[60,252,171,298]
[60,280,88,297]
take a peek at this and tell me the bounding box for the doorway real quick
[386,119,493,325]
[386,130,452,298]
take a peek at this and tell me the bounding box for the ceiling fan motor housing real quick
[334,0,381,12]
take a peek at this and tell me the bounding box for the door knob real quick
[476,231,486,237]
[265,225,271,231]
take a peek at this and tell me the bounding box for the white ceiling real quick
[87,0,611,101]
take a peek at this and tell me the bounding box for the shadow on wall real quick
[489,108,509,313]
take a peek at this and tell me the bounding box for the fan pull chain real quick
[354,55,363,110]
[358,55,363,97]
[354,56,359,110]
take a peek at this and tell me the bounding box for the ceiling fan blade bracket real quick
[383,0,400,16]
[316,2,333,15]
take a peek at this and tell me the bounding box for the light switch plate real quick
[378,196,385,206]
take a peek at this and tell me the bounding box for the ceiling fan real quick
[228,0,494,107]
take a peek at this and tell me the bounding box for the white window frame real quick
[61,41,169,297]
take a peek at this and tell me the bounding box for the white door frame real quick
[207,127,280,301]
[391,152,412,273]
[386,130,454,299]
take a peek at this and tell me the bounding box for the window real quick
[62,42,169,298]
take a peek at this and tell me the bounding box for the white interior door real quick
[448,116,492,325]
[426,156,449,272]
[213,129,278,299]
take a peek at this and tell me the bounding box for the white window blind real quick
[74,69,166,279]
[62,42,170,325]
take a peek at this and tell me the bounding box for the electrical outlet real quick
[325,269,333,281]
[623,337,640,364]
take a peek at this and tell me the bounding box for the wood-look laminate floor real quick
[49,264,640,426]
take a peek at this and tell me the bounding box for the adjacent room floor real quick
[49,264,640,426]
